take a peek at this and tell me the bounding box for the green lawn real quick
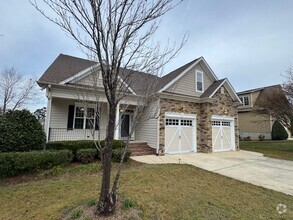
[0,161,292,219]
[240,140,293,161]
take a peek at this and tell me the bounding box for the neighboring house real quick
[237,85,288,140]
[38,54,241,154]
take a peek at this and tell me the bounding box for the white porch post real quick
[45,87,52,142]
[114,102,120,140]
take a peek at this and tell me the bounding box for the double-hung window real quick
[74,104,98,129]
[196,71,204,92]
[239,96,250,106]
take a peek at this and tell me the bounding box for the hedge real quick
[0,150,73,178]
[76,149,97,163]
[46,140,129,162]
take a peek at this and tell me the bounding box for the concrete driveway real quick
[131,150,293,196]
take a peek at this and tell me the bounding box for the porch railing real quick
[48,128,106,142]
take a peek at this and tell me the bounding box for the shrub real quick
[243,136,251,141]
[99,140,126,149]
[112,148,131,163]
[76,149,97,163]
[272,121,288,140]
[0,110,46,152]
[0,150,72,178]
[46,140,96,161]
[258,134,265,141]
[99,140,130,162]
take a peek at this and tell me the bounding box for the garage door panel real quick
[212,118,234,152]
[165,127,179,153]
[212,127,221,151]
[165,115,196,154]
[222,127,232,151]
[181,127,193,152]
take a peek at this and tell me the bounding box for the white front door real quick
[212,116,235,152]
[164,113,196,154]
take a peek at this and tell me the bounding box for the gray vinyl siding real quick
[166,64,214,97]
[49,97,108,141]
[135,100,159,149]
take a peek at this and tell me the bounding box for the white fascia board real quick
[158,59,201,93]
[59,64,100,85]
[199,57,218,81]
[209,79,242,103]
[59,64,136,95]
[209,79,227,98]
[118,75,136,95]
[159,57,218,93]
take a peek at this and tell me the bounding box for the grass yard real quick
[0,160,293,219]
[240,140,293,161]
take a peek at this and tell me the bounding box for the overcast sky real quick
[1,0,293,111]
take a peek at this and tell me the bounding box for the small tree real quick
[0,67,37,114]
[31,0,185,215]
[0,110,46,152]
[271,121,288,140]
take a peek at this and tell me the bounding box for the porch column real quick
[45,87,52,143]
[114,102,120,140]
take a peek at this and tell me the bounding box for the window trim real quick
[195,70,204,93]
[239,96,250,106]
[73,103,97,130]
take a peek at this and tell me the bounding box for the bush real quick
[0,150,72,178]
[112,148,131,163]
[0,110,46,152]
[76,149,97,163]
[272,121,288,140]
[258,134,265,141]
[99,140,126,150]
[46,140,96,161]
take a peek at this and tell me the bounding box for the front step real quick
[128,142,156,156]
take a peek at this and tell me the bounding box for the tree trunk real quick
[96,102,117,215]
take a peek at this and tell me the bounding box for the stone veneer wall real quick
[159,87,239,153]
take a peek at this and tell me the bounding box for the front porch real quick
[46,97,138,142]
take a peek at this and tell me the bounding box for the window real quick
[212,121,221,126]
[74,104,98,129]
[196,71,204,92]
[166,118,179,126]
[222,121,231,127]
[181,119,193,126]
[239,96,250,106]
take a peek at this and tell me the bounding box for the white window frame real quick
[73,103,97,130]
[195,70,204,93]
[239,96,250,106]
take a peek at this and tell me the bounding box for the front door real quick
[121,114,130,138]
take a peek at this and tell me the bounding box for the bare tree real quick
[0,67,36,114]
[255,85,293,135]
[31,0,186,215]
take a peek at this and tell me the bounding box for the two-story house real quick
[38,54,241,154]
[237,85,288,140]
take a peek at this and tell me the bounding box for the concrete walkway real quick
[131,150,293,196]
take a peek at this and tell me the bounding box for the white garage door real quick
[212,116,235,152]
[165,113,196,154]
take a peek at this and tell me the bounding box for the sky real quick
[1,0,293,111]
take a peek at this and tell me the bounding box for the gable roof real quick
[200,78,241,102]
[39,54,97,84]
[158,57,218,92]
[38,54,239,100]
